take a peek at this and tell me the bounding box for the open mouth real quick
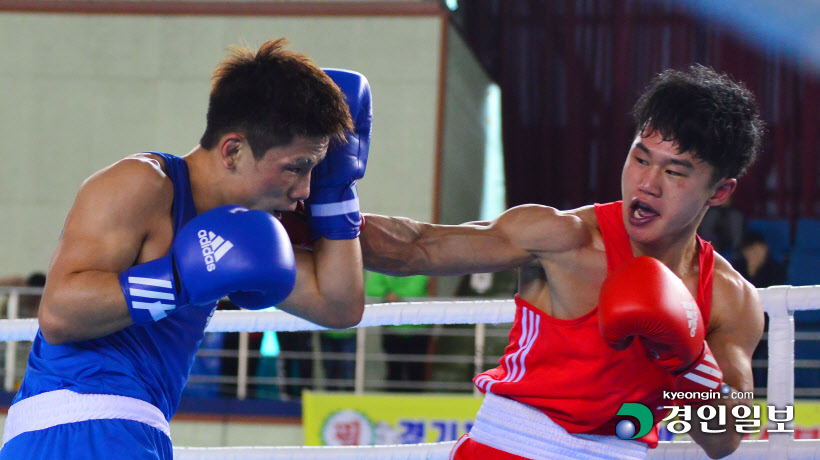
[629,200,660,223]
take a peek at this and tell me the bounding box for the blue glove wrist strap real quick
[120,255,181,325]
[307,185,361,240]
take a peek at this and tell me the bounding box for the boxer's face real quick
[620,130,729,247]
[239,136,328,213]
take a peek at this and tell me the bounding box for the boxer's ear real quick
[706,178,736,207]
[219,133,244,170]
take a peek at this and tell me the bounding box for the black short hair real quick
[632,65,764,182]
[199,38,353,159]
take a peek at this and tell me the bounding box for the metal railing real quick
[0,286,42,392]
[185,324,514,399]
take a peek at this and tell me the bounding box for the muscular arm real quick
[360,204,588,276]
[39,157,171,344]
[688,267,764,458]
[277,238,364,329]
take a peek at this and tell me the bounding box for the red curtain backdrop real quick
[456,0,820,221]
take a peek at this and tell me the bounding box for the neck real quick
[184,146,231,214]
[630,232,701,276]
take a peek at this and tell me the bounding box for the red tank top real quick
[473,201,714,448]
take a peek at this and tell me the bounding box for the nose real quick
[290,174,311,202]
[637,167,662,197]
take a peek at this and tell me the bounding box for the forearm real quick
[39,270,134,344]
[314,238,365,320]
[283,240,364,329]
[361,213,535,276]
[688,390,750,458]
[360,214,431,276]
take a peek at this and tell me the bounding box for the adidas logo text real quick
[197,229,234,272]
[682,301,698,338]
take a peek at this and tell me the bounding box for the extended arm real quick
[360,205,588,277]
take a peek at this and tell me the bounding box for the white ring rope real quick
[0,299,517,341]
[1,285,819,459]
[0,287,816,340]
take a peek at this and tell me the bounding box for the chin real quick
[624,224,659,247]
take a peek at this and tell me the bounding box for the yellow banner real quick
[303,391,482,446]
[305,393,820,445]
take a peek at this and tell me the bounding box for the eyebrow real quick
[634,142,695,169]
[290,157,318,167]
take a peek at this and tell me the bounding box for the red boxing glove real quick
[277,201,367,252]
[278,201,314,251]
[598,257,723,394]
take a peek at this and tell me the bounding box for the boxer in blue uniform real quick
[1,38,371,459]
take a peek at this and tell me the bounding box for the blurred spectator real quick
[698,198,745,258]
[732,231,787,288]
[365,272,430,392]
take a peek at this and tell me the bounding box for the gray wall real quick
[0,12,442,276]
[434,25,494,296]
[439,26,492,226]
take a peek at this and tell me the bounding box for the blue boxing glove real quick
[119,206,296,325]
[305,69,372,240]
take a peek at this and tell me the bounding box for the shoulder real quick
[709,252,763,341]
[712,253,759,308]
[73,153,174,227]
[82,154,171,204]
[494,204,592,253]
[86,153,168,189]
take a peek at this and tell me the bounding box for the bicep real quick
[46,163,164,292]
[54,208,139,278]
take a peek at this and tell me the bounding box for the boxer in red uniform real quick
[359,65,764,459]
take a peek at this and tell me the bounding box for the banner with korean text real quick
[303,391,482,446]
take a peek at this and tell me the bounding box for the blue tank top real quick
[15,153,215,421]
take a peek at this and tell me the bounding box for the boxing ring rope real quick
[2,286,820,459]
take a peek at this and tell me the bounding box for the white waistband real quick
[3,389,170,445]
[469,393,648,460]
